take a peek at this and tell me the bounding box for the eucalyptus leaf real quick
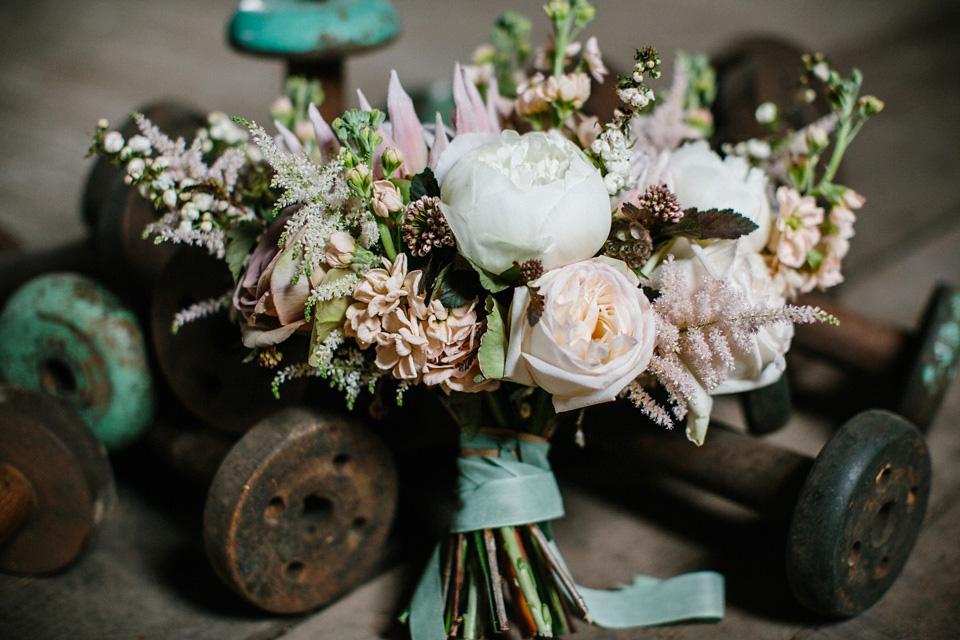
[478,296,508,380]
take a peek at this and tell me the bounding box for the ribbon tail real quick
[409,545,447,640]
[577,571,725,628]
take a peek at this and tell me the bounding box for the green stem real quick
[483,391,511,431]
[551,8,575,77]
[463,563,480,640]
[377,218,397,261]
[500,526,553,636]
[821,117,852,186]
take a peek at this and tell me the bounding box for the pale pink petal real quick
[453,62,495,133]
[484,76,502,129]
[428,112,450,170]
[273,120,304,156]
[356,88,374,112]
[308,103,339,163]
[387,70,428,175]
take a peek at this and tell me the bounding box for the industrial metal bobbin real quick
[150,246,312,434]
[793,285,960,433]
[0,386,115,575]
[0,273,154,450]
[574,406,932,618]
[228,0,401,122]
[148,407,398,613]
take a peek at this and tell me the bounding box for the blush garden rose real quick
[437,130,611,275]
[504,257,657,412]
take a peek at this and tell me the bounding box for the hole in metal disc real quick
[284,561,305,582]
[876,464,892,484]
[871,501,897,547]
[264,495,286,524]
[39,358,78,396]
[333,453,350,466]
[907,485,919,513]
[302,493,334,532]
[848,540,862,568]
[351,516,367,531]
[875,555,890,579]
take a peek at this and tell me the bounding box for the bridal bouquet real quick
[91,1,880,636]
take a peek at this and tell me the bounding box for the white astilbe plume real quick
[132,114,259,259]
[171,291,232,334]
[619,380,675,428]
[650,257,832,412]
[247,122,368,289]
[273,340,385,410]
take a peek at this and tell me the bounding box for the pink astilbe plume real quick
[640,257,833,424]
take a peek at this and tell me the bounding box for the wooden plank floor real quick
[1,1,959,639]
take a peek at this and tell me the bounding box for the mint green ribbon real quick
[409,431,725,639]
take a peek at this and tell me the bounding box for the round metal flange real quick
[151,247,308,433]
[203,407,397,613]
[786,409,931,617]
[0,385,115,574]
[0,273,154,449]
[897,284,960,431]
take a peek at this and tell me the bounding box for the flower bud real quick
[346,164,371,191]
[324,231,357,268]
[381,147,403,177]
[103,131,124,154]
[371,179,404,217]
[858,95,884,117]
[754,101,778,124]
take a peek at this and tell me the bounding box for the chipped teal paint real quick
[921,290,960,392]
[229,0,400,57]
[0,273,154,450]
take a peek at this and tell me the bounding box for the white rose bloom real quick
[658,241,793,395]
[437,130,611,274]
[504,257,657,412]
[654,141,772,254]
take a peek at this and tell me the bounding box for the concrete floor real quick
[1,1,959,638]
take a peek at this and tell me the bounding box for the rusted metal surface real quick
[0,273,154,449]
[151,247,308,433]
[203,407,398,614]
[0,239,99,311]
[795,285,960,431]
[0,386,114,574]
[580,404,931,617]
[787,410,931,617]
[0,463,34,549]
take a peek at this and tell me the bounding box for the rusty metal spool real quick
[150,246,310,434]
[0,385,115,575]
[0,273,155,450]
[227,0,400,123]
[147,407,398,613]
[575,406,931,618]
[793,285,960,432]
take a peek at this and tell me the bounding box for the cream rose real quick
[504,257,656,412]
[436,130,611,275]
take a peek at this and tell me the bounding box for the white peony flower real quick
[653,141,772,254]
[437,130,611,274]
[504,257,657,412]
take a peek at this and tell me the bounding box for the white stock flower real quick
[437,130,611,274]
[504,257,657,412]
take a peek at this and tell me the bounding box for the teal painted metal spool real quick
[0,273,154,450]
[228,0,400,58]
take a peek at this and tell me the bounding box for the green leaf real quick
[682,207,759,240]
[224,222,264,282]
[478,296,508,380]
[439,268,479,309]
[467,258,512,293]
[657,218,704,239]
[391,178,412,206]
[410,167,441,201]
